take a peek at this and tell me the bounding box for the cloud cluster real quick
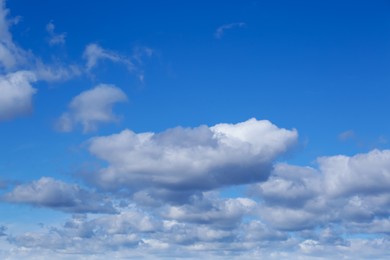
[0,0,80,121]
[253,149,390,236]
[2,116,390,258]
[56,84,128,133]
[0,1,148,123]
[1,0,390,258]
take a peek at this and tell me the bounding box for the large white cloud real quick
[56,84,128,133]
[86,118,298,192]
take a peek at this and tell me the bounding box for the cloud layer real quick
[2,118,390,258]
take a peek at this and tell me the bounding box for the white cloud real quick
[0,71,37,120]
[46,21,66,46]
[56,84,128,133]
[162,194,256,227]
[250,149,390,234]
[0,0,29,72]
[214,22,246,39]
[82,43,153,83]
[320,149,390,196]
[0,1,81,121]
[2,177,116,214]
[86,118,298,192]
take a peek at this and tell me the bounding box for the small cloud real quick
[338,130,355,141]
[83,43,134,72]
[82,43,154,83]
[56,84,128,133]
[214,22,246,39]
[46,21,66,46]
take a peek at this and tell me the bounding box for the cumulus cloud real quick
[46,21,66,46]
[2,177,116,214]
[56,84,128,133]
[251,149,390,234]
[320,149,390,196]
[0,71,37,120]
[86,118,298,193]
[214,22,246,39]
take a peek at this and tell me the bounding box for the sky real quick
[1,0,390,259]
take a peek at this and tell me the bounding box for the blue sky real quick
[1,0,390,259]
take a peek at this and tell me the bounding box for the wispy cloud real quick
[83,43,131,72]
[46,21,66,46]
[83,43,153,82]
[214,22,246,39]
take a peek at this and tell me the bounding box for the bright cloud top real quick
[87,118,298,191]
[57,84,128,133]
